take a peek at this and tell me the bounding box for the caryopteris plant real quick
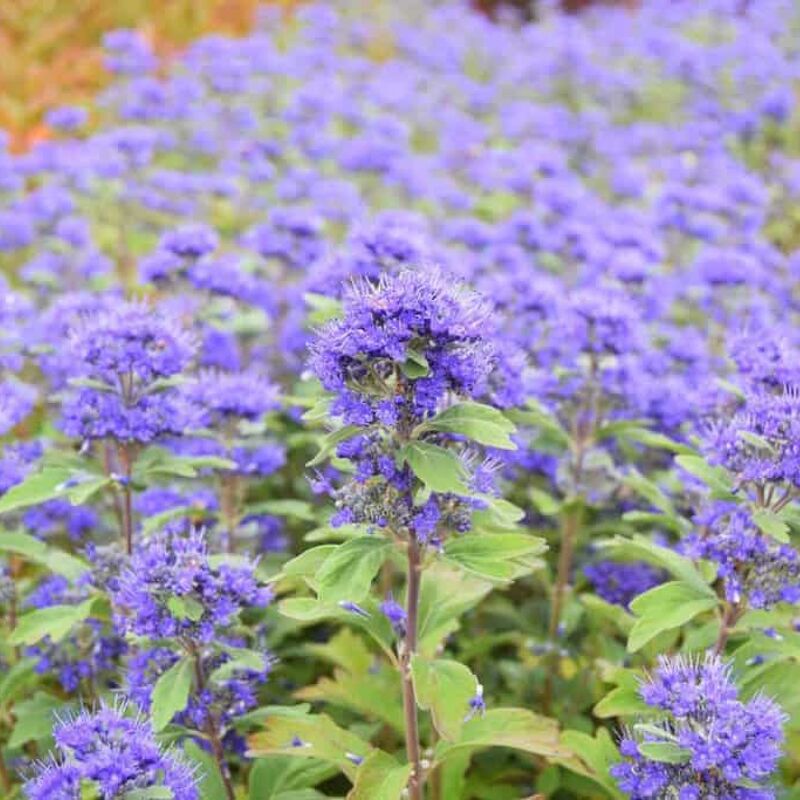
[1,1,800,799]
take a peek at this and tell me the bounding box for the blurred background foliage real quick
[0,0,300,151]
[0,0,635,152]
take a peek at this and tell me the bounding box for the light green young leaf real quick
[752,510,790,543]
[411,657,478,741]
[151,657,194,732]
[675,455,736,499]
[556,728,624,799]
[184,739,227,800]
[306,426,362,468]
[416,563,493,656]
[414,402,517,450]
[7,691,67,748]
[248,756,335,800]
[347,751,412,800]
[434,708,569,763]
[0,531,88,580]
[247,712,373,781]
[628,581,717,653]
[638,742,691,764]
[608,535,710,592]
[315,537,391,603]
[443,533,547,582]
[0,467,71,514]
[402,442,471,494]
[10,597,97,646]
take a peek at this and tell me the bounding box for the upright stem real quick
[713,602,740,657]
[401,537,423,800]
[191,647,236,800]
[0,746,11,795]
[548,505,581,642]
[118,444,135,556]
[220,474,241,554]
[543,503,582,714]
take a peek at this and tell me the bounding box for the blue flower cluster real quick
[612,656,785,799]
[24,704,198,800]
[309,269,497,545]
[112,527,272,642]
[60,300,198,445]
[309,268,494,423]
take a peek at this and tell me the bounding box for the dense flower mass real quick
[24,704,198,800]
[1,0,800,796]
[309,269,499,545]
[310,268,495,423]
[112,527,271,642]
[684,505,800,609]
[612,657,785,799]
[60,300,198,444]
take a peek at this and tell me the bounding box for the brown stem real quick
[543,504,581,713]
[220,474,241,555]
[401,538,423,800]
[118,444,135,556]
[191,648,235,800]
[713,603,740,657]
[0,746,11,795]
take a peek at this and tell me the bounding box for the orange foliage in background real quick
[0,0,298,151]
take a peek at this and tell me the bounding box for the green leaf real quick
[278,598,395,662]
[315,537,391,603]
[151,657,193,732]
[139,453,237,478]
[509,399,570,446]
[622,469,674,514]
[306,426,362,468]
[416,563,493,656]
[122,789,174,800]
[415,402,516,450]
[443,533,547,582]
[245,500,316,521]
[675,455,736,499]
[638,742,691,764]
[608,535,710,592]
[0,658,37,706]
[618,427,695,455]
[10,598,97,646]
[305,628,373,675]
[296,666,404,733]
[347,751,411,800]
[247,712,373,781]
[166,596,204,622]
[753,510,790,543]
[210,647,267,685]
[529,487,561,516]
[402,442,470,494]
[8,691,65,747]
[248,756,335,800]
[184,739,227,800]
[279,545,338,582]
[556,729,623,799]
[67,476,111,505]
[0,531,87,580]
[411,657,479,741]
[401,348,430,379]
[434,708,569,763]
[0,467,70,514]
[628,581,717,653]
[304,293,343,326]
[593,685,649,718]
[580,594,634,636]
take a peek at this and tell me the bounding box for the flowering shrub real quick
[1,1,800,798]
